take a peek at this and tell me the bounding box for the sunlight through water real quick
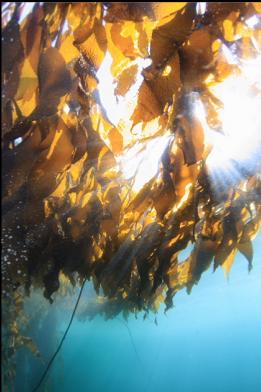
[97,51,151,126]
[196,52,261,195]
[117,134,173,192]
[97,51,168,192]
[97,43,261,196]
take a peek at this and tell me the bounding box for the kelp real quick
[1,1,261,385]
[1,290,42,391]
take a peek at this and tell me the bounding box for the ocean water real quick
[15,235,261,392]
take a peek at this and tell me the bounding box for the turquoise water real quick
[16,235,261,392]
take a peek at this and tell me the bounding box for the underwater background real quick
[2,3,261,392]
[14,234,261,392]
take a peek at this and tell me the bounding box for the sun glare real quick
[196,51,261,194]
[210,71,260,157]
[98,40,261,196]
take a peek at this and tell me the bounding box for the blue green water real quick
[16,235,261,392]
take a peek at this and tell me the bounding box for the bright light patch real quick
[97,52,172,192]
[240,56,261,89]
[194,94,208,129]
[118,134,173,192]
[246,15,260,29]
[208,57,261,161]
[63,104,70,114]
[19,3,35,23]
[14,137,23,147]
[96,52,118,124]
[204,53,261,194]
[51,36,58,48]
[97,52,150,126]
[205,130,243,186]
[162,65,172,77]
[62,19,69,34]
[196,2,207,15]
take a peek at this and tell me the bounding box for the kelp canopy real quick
[2,2,261,316]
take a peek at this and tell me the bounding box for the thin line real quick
[31,277,87,392]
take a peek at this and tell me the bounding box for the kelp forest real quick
[1,2,261,391]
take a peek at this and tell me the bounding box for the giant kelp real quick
[1,2,261,384]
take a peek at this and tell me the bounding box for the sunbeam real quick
[194,51,261,197]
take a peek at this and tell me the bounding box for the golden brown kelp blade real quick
[2,1,261,319]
